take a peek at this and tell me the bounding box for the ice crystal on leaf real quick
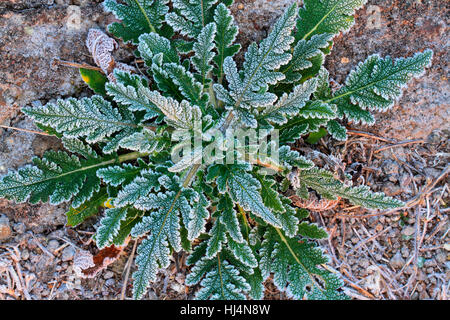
[0,0,432,301]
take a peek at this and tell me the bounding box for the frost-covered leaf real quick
[66,188,109,227]
[62,137,98,159]
[132,184,195,299]
[281,33,333,83]
[186,249,252,300]
[278,145,314,170]
[207,164,281,227]
[213,3,240,81]
[332,50,433,124]
[166,0,217,38]
[218,194,244,243]
[119,129,169,153]
[141,90,202,130]
[255,174,284,213]
[279,117,329,144]
[105,73,161,120]
[192,23,217,87]
[260,227,347,300]
[22,96,137,146]
[0,150,112,208]
[300,168,404,208]
[187,192,210,240]
[163,62,209,109]
[299,100,336,119]
[114,169,161,208]
[97,160,148,187]
[297,221,328,239]
[96,207,129,249]
[261,77,318,125]
[104,0,169,44]
[213,3,297,123]
[138,32,180,65]
[296,0,367,40]
[327,119,347,141]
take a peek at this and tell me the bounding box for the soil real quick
[0,0,448,300]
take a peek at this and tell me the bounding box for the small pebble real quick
[105,279,115,287]
[13,222,26,234]
[104,271,114,279]
[390,251,405,269]
[402,226,416,237]
[0,215,12,241]
[47,239,60,252]
[401,246,410,258]
[61,246,75,262]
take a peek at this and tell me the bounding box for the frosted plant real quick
[0,0,432,300]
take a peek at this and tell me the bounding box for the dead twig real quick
[120,239,138,300]
[0,124,52,137]
[52,58,103,72]
[374,139,425,154]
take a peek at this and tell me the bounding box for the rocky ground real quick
[0,0,448,300]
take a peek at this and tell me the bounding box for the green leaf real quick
[280,33,333,84]
[186,252,251,300]
[331,50,433,124]
[132,184,194,299]
[296,0,367,41]
[297,221,328,239]
[260,227,347,300]
[79,68,107,95]
[166,0,218,38]
[22,96,139,152]
[96,207,129,249]
[306,127,328,144]
[213,3,298,125]
[260,77,318,125]
[192,23,217,87]
[0,150,114,208]
[213,3,240,81]
[327,119,347,141]
[104,0,169,44]
[66,188,109,227]
[300,168,405,208]
[208,164,281,227]
[255,174,284,213]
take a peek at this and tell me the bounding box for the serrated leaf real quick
[296,0,367,40]
[104,0,169,44]
[331,50,433,124]
[192,23,217,87]
[66,188,109,227]
[261,77,318,125]
[327,119,347,140]
[280,33,333,84]
[213,3,240,81]
[260,227,347,300]
[96,207,129,249]
[166,0,217,38]
[105,73,161,120]
[297,221,328,239]
[22,96,138,148]
[0,150,114,208]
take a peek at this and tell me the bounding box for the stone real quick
[0,214,11,241]
[103,271,114,280]
[401,246,410,258]
[13,222,26,234]
[390,251,405,269]
[47,239,60,252]
[402,226,416,237]
[61,246,75,262]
